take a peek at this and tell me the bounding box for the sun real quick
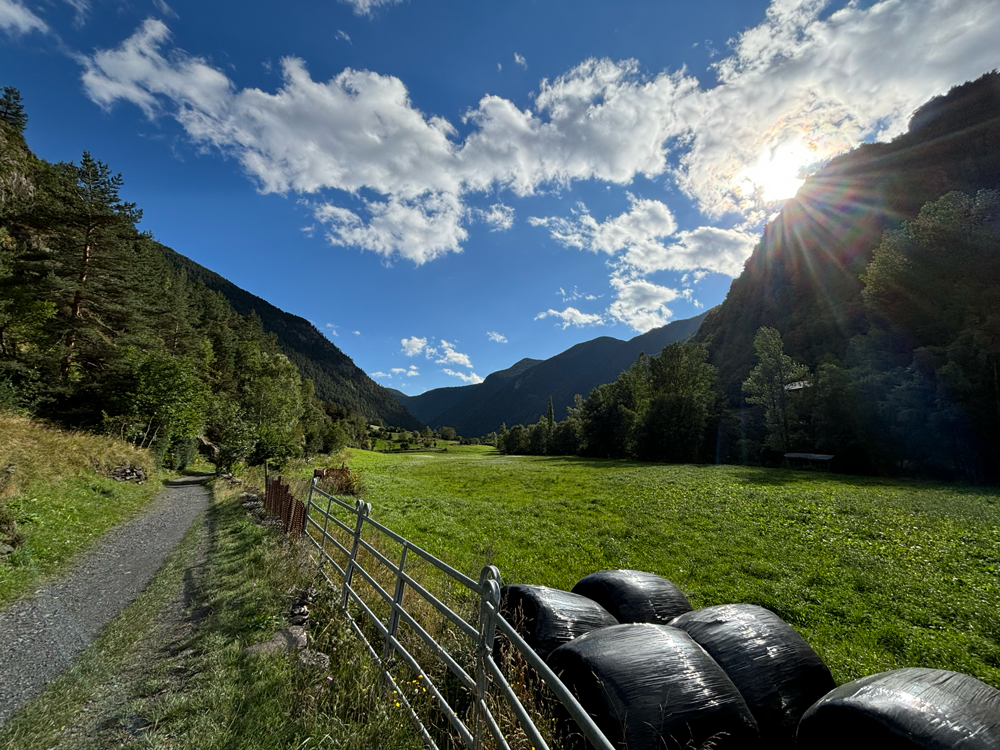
[738,140,816,203]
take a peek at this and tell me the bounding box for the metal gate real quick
[303,478,614,750]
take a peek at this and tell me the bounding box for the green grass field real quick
[292,446,1000,689]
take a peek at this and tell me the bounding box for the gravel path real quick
[0,474,211,725]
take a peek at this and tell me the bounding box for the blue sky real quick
[2,0,998,393]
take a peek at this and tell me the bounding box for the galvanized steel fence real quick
[300,477,615,750]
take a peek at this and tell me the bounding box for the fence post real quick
[474,565,503,750]
[341,499,371,609]
[383,544,408,665]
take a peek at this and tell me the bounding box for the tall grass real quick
[0,413,161,606]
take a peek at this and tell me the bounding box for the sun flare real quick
[739,141,817,203]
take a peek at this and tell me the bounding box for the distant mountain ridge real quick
[396,310,710,436]
[158,245,422,429]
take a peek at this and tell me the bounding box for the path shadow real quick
[165,473,214,487]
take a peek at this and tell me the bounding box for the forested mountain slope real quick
[159,245,420,429]
[696,71,1000,401]
[401,311,708,436]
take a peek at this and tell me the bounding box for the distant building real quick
[785,452,833,470]
[784,380,812,391]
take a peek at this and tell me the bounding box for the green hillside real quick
[696,72,1000,400]
[693,71,1000,478]
[159,246,421,430]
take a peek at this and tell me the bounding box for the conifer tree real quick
[0,87,26,133]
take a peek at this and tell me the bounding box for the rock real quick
[110,465,148,483]
[297,649,330,672]
[242,626,307,657]
[0,543,14,556]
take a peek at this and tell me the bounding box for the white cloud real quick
[620,225,759,278]
[514,52,527,69]
[400,336,427,357]
[531,195,678,256]
[487,331,507,343]
[79,1,1000,264]
[371,370,390,378]
[406,365,419,377]
[535,307,604,330]
[558,286,598,302]
[339,0,405,17]
[336,30,351,43]
[353,330,361,335]
[460,58,694,195]
[678,0,1000,217]
[607,277,681,332]
[532,198,757,318]
[64,0,89,26]
[0,0,49,35]
[435,340,473,368]
[443,368,484,384]
[325,323,339,336]
[476,203,515,232]
[391,367,406,375]
[152,0,178,18]
[316,193,467,265]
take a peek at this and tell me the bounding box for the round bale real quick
[669,603,835,750]
[571,569,692,623]
[796,667,1000,750]
[547,623,760,750]
[498,584,618,660]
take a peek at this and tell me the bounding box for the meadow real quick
[290,446,1000,689]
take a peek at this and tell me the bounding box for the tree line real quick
[499,189,1000,482]
[0,88,370,469]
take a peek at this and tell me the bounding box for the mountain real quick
[387,357,541,426]
[158,245,422,429]
[400,311,710,436]
[695,71,1000,401]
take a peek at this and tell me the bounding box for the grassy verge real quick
[286,447,1000,690]
[0,414,162,606]
[2,475,425,750]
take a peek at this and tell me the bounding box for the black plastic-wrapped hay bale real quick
[796,667,1000,750]
[547,623,760,750]
[571,569,693,624]
[498,584,618,660]
[668,603,835,750]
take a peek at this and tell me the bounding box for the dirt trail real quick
[0,474,210,724]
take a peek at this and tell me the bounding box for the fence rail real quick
[300,477,615,750]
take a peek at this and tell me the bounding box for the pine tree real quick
[0,88,27,133]
[546,395,555,430]
[32,153,143,382]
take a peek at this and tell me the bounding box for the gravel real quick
[0,474,211,725]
